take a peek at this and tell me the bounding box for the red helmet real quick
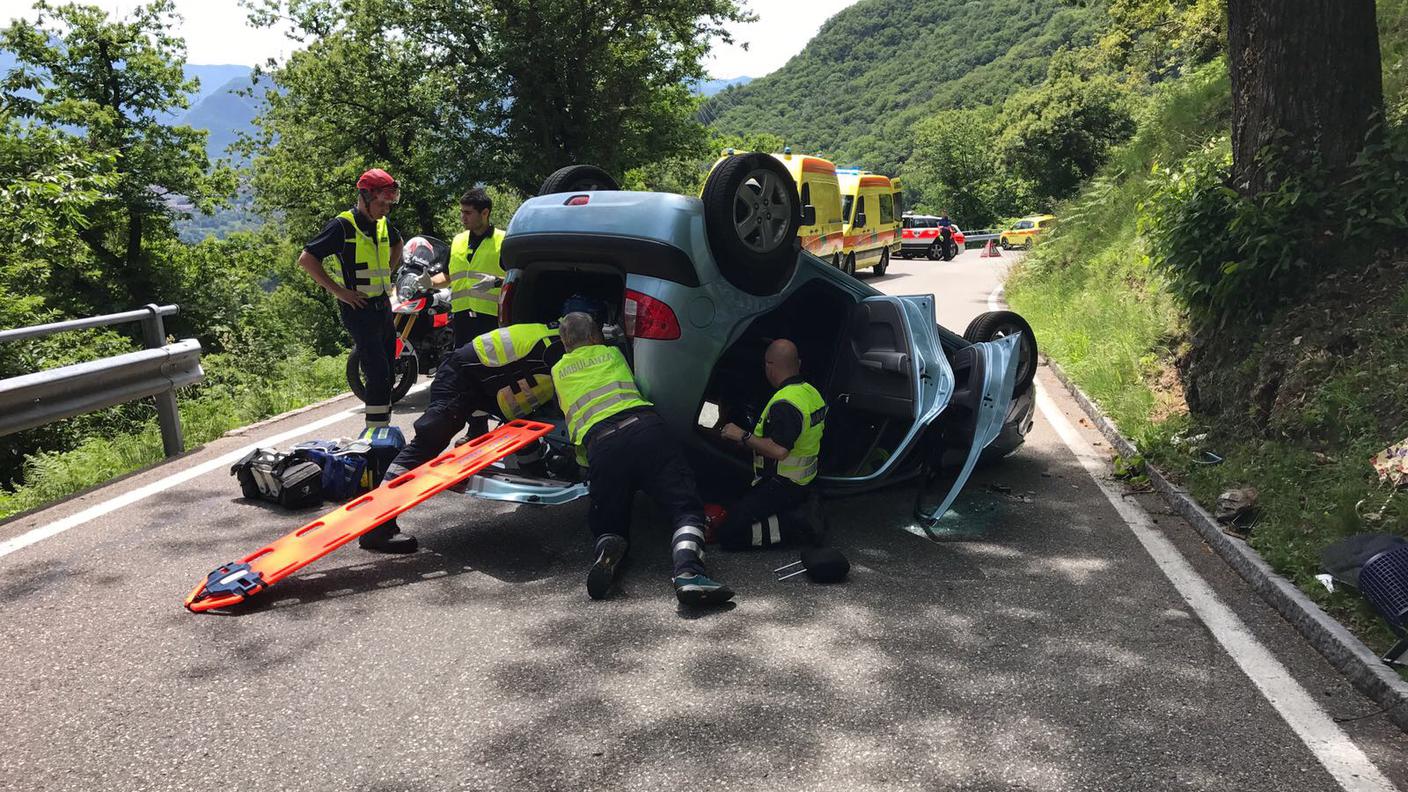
[356,168,398,191]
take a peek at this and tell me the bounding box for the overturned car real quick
[465,156,1037,536]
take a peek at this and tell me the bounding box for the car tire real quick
[963,310,1037,394]
[844,252,856,276]
[700,152,802,296]
[926,242,941,261]
[1023,238,1033,251]
[874,247,890,276]
[538,164,620,195]
[832,253,842,270]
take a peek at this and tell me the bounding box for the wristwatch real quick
[740,431,752,445]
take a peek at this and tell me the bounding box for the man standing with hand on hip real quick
[298,169,404,429]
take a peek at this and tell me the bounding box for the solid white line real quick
[0,383,430,561]
[991,282,1397,792]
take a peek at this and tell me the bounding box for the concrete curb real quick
[1044,359,1408,732]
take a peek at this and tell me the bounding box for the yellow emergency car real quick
[1000,214,1057,250]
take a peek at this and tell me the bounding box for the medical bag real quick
[230,448,324,509]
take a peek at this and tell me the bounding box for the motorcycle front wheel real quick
[346,346,419,405]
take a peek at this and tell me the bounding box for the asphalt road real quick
[2,248,1406,791]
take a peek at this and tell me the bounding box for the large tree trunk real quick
[1227,0,1383,196]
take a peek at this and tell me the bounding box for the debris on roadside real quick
[1370,436,1408,488]
[1214,487,1259,525]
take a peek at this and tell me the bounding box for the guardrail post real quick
[142,303,184,457]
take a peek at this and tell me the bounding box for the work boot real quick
[587,534,628,600]
[358,519,418,554]
[672,573,735,607]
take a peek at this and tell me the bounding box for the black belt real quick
[586,414,642,452]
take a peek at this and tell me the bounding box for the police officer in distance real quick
[716,338,827,549]
[551,312,734,606]
[298,169,404,431]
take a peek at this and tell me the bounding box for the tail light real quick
[497,279,515,325]
[624,289,681,340]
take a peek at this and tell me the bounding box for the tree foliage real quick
[997,51,1137,203]
[245,0,748,229]
[0,0,233,309]
[901,108,1030,227]
[703,0,1100,175]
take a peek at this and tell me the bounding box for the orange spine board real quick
[185,420,553,612]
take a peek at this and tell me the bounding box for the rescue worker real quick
[365,297,601,553]
[552,312,733,606]
[298,169,404,430]
[436,188,505,349]
[715,339,827,550]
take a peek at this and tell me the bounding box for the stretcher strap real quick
[185,420,552,612]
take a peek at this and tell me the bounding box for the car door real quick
[911,332,1021,535]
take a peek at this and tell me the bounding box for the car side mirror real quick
[801,204,816,226]
[855,212,867,226]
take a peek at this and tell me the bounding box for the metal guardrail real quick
[964,230,1000,244]
[0,304,204,457]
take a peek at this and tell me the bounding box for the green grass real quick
[1006,58,1408,661]
[0,352,347,521]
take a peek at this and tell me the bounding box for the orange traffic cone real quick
[981,239,1002,258]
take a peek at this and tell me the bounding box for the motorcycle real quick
[346,235,456,404]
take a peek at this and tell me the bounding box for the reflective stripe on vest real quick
[336,210,392,297]
[496,374,555,419]
[449,228,505,315]
[550,345,652,447]
[472,324,557,368]
[753,381,827,485]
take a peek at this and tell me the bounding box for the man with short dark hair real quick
[298,168,404,431]
[552,312,734,606]
[437,188,506,349]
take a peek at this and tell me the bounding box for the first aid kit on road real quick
[187,420,552,612]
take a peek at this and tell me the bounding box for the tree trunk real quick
[1227,0,1383,195]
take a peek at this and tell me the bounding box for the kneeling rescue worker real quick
[552,312,734,606]
[716,339,826,549]
[362,303,587,553]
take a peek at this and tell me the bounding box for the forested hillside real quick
[702,0,1098,174]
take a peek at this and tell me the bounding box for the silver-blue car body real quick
[463,189,1034,532]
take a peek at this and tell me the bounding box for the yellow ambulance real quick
[837,168,903,276]
[772,152,846,262]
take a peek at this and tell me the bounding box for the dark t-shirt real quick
[304,207,404,260]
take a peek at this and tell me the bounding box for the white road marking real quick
[0,383,429,561]
[990,284,1398,792]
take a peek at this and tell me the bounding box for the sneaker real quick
[358,520,419,554]
[673,573,735,606]
[587,534,628,600]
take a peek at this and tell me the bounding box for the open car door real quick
[912,333,1021,535]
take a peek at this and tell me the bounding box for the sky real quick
[0,0,860,78]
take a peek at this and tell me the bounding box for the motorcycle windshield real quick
[912,333,1020,534]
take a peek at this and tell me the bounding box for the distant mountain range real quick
[694,75,753,97]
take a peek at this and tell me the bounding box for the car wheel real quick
[844,253,856,276]
[1023,238,1033,251]
[700,152,802,296]
[926,242,941,261]
[832,253,842,270]
[874,247,889,276]
[538,164,620,195]
[963,310,1037,394]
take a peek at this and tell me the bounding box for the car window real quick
[879,193,894,224]
[1014,220,1033,230]
[902,216,914,229]
[892,191,905,218]
[921,218,936,228]
[857,196,866,222]
[842,195,854,223]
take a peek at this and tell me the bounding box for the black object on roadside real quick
[1359,545,1408,668]
[775,547,850,584]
